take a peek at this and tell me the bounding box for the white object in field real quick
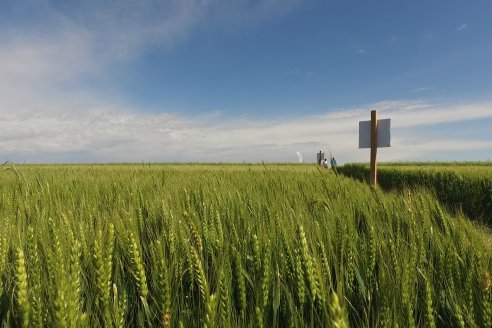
[359,118,391,148]
[296,152,303,163]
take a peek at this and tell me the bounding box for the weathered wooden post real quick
[359,110,391,188]
[317,150,324,166]
[370,110,378,187]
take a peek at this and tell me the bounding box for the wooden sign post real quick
[317,150,324,166]
[370,110,378,188]
[359,110,391,188]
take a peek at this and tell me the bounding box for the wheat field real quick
[0,164,490,327]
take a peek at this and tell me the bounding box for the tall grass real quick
[338,163,492,223]
[0,164,490,327]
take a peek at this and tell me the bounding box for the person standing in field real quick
[323,158,329,169]
[331,157,337,169]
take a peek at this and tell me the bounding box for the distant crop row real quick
[0,165,491,327]
[338,163,492,224]
[377,162,492,167]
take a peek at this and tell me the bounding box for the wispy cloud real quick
[457,23,468,31]
[389,36,399,42]
[0,31,95,84]
[1,100,491,163]
[412,86,436,93]
[0,0,301,90]
[356,49,367,54]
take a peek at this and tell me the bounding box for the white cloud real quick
[0,2,201,88]
[1,100,491,163]
[0,31,96,91]
[457,23,468,31]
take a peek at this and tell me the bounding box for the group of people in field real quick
[321,157,337,170]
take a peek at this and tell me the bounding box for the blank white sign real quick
[359,119,391,148]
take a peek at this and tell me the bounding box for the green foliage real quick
[0,164,490,327]
[338,163,492,224]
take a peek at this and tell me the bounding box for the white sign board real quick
[359,119,391,148]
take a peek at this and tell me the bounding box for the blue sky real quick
[0,0,491,163]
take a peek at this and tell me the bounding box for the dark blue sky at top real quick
[108,1,492,117]
[1,0,491,118]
